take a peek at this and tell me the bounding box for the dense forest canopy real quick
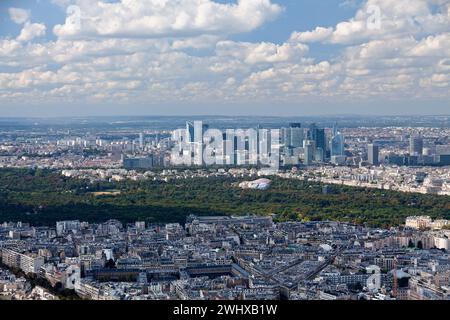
[0,168,448,227]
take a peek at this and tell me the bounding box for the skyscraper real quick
[409,136,423,155]
[258,129,271,165]
[315,147,324,162]
[185,121,209,166]
[282,127,292,148]
[307,123,326,161]
[307,123,317,141]
[315,129,326,160]
[186,121,195,143]
[139,132,144,150]
[193,121,206,166]
[304,140,314,165]
[330,124,345,157]
[289,123,304,148]
[368,143,379,165]
[282,124,303,159]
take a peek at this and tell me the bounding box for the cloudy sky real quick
[0,0,449,116]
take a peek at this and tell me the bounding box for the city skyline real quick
[0,116,449,302]
[0,0,449,116]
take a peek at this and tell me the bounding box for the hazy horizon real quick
[0,101,449,118]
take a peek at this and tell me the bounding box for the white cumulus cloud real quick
[17,23,47,42]
[8,8,31,24]
[53,0,283,39]
[292,0,450,44]
[0,0,449,109]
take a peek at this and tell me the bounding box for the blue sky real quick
[0,0,449,116]
[0,0,356,56]
[0,1,358,36]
